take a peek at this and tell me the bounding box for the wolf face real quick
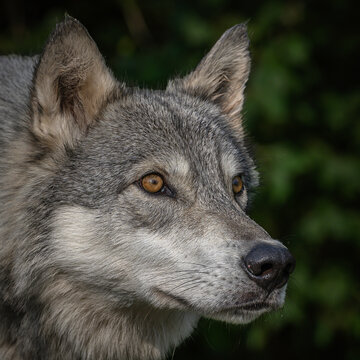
[0,17,295,360]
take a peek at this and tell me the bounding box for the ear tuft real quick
[31,16,119,148]
[167,23,251,138]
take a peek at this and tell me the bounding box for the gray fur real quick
[0,17,292,360]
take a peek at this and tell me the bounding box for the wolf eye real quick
[232,175,244,195]
[140,173,164,193]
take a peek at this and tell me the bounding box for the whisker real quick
[167,279,205,293]
[155,275,199,288]
[175,282,206,296]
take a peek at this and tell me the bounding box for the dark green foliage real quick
[0,0,358,359]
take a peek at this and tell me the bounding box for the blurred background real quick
[0,0,359,359]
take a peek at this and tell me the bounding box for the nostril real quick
[284,263,293,275]
[284,256,296,275]
[246,260,275,277]
[260,262,273,276]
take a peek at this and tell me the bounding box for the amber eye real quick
[232,175,244,195]
[141,173,164,193]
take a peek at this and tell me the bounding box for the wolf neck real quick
[39,277,199,360]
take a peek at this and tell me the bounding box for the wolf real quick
[0,16,295,360]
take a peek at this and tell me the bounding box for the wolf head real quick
[24,16,295,356]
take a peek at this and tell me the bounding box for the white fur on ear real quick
[167,24,250,138]
[31,16,120,148]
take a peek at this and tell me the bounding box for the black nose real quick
[243,243,295,291]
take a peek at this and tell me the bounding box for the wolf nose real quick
[243,243,295,291]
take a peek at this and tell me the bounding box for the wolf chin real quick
[0,16,295,360]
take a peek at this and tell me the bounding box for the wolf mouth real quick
[207,301,281,322]
[218,301,280,312]
[153,288,280,314]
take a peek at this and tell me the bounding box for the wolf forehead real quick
[28,17,258,204]
[63,90,258,192]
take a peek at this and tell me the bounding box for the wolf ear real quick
[31,16,119,148]
[167,24,250,137]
